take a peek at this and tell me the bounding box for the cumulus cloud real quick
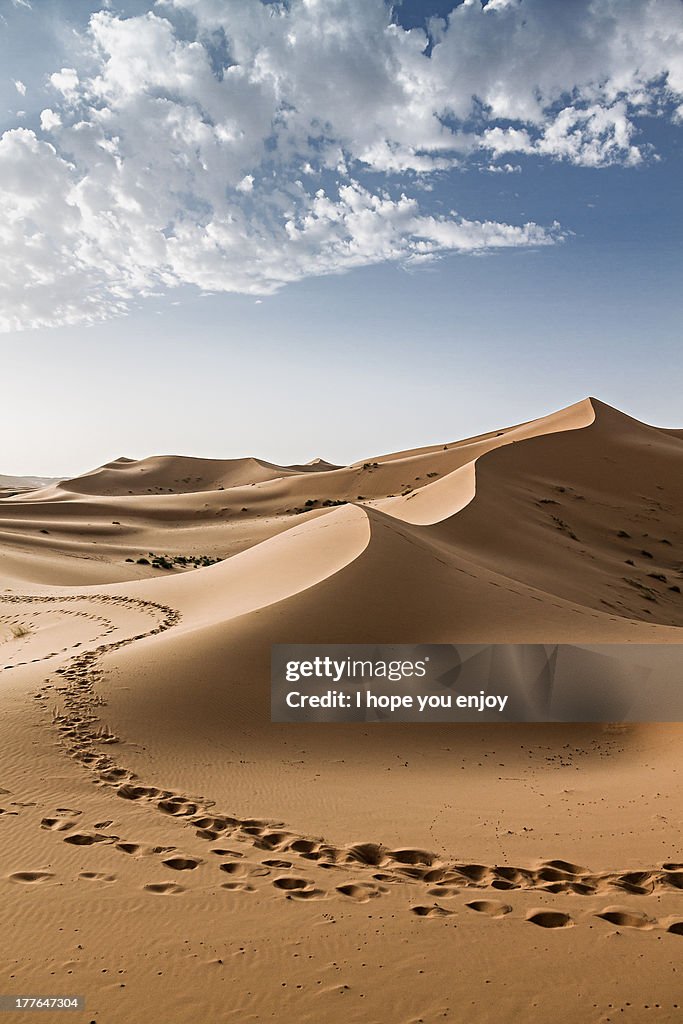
[39,109,62,132]
[481,163,521,175]
[481,103,643,167]
[1,0,682,331]
[13,79,26,96]
[49,68,79,99]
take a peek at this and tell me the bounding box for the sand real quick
[1,397,682,1023]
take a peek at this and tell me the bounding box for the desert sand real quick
[1,397,682,1023]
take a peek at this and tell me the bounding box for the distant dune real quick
[50,453,337,497]
[0,472,61,498]
[1,398,682,1024]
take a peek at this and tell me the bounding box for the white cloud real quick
[0,0,682,332]
[49,68,79,99]
[481,163,522,175]
[482,104,643,167]
[39,109,62,132]
[13,79,26,96]
[0,129,128,334]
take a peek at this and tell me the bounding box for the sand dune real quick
[50,452,332,497]
[1,397,682,1024]
[373,396,596,523]
[0,472,61,500]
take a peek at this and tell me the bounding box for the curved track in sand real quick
[3,593,682,938]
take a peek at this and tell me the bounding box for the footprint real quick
[543,859,587,875]
[344,842,385,866]
[466,900,512,918]
[537,866,579,882]
[9,871,55,885]
[287,838,320,857]
[667,922,683,936]
[422,868,448,884]
[453,864,490,882]
[389,849,435,866]
[614,871,654,895]
[41,817,75,832]
[63,833,113,847]
[596,909,654,929]
[245,865,271,878]
[257,831,293,850]
[158,798,197,816]
[272,876,309,891]
[78,872,116,883]
[410,904,454,918]
[115,842,142,856]
[336,882,386,902]
[162,856,202,871]
[117,784,160,801]
[426,885,459,898]
[527,910,573,929]
[220,863,247,877]
[143,882,184,895]
[285,888,326,901]
[221,881,255,893]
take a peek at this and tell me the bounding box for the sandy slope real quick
[0,474,60,501]
[1,398,682,1024]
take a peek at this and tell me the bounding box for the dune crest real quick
[374,397,596,525]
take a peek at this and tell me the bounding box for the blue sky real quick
[1,0,681,475]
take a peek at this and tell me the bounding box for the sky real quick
[1,0,681,476]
